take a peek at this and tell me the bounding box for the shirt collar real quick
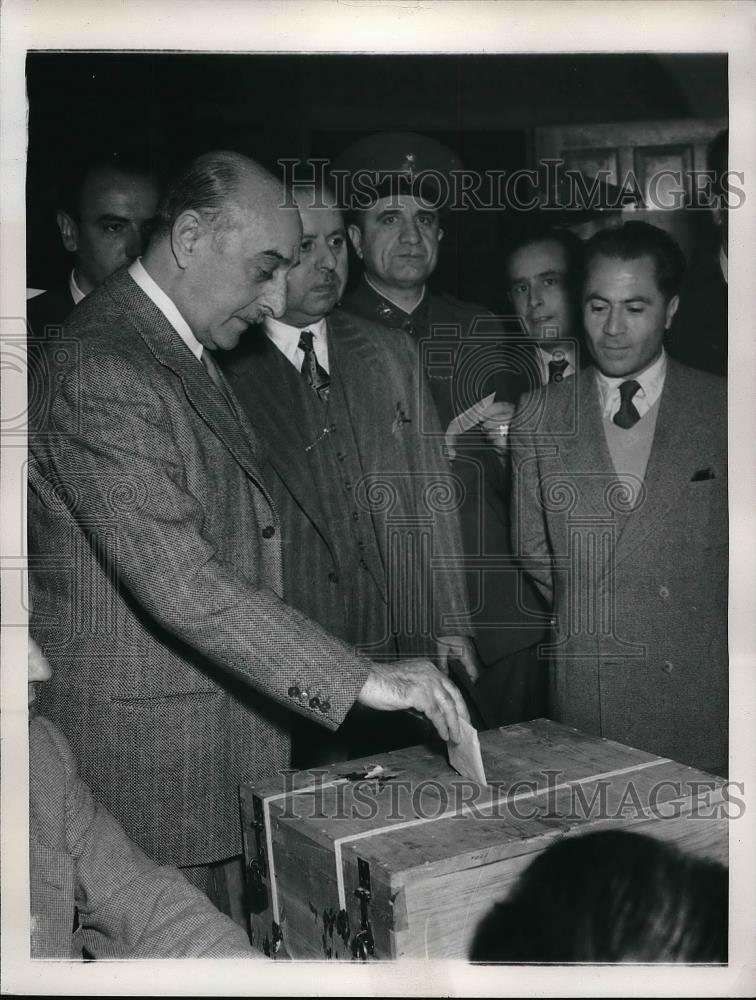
[69,269,86,305]
[595,349,667,416]
[264,315,329,370]
[128,258,204,360]
[364,273,426,315]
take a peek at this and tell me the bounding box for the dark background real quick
[25,52,728,303]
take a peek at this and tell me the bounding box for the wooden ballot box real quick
[240,719,728,960]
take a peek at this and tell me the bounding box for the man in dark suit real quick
[222,184,475,762]
[27,639,254,959]
[27,153,160,337]
[510,221,727,774]
[332,133,551,727]
[28,152,470,907]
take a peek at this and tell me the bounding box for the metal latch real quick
[351,857,375,960]
[246,795,269,914]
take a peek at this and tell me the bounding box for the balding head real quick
[144,151,301,351]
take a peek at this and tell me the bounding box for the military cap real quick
[330,131,463,213]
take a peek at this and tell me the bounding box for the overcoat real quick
[28,268,373,866]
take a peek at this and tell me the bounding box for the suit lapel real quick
[327,313,390,597]
[556,367,616,521]
[224,331,333,539]
[613,359,701,569]
[106,271,271,496]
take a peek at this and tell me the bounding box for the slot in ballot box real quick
[240,719,727,960]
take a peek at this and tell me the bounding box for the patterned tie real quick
[613,379,642,429]
[298,330,330,402]
[201,349,237,414]
[548,357,570,384]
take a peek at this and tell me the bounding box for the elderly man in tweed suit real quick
[510,222,727,774]
[222,185,477,763]
[28,152,470,907]
[28,639,254,959]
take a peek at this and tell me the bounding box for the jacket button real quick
[320,700,330,713]
[661,661,674,674]
[288,685,300,698]
[352,511,359,521]
[309,696,321,710]
[328,571,339,583]
[262,525,275,539]
[659,585,670,599]
[344,481,352,491]
[336,452,346,462]
[359,558,368,570]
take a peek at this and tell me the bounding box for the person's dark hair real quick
[470,830,727,964]
[583,220,686,301]
[151,150,254,242]
[504,223,585,291]
[56,150,160,219]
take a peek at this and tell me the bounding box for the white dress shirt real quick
[69,270,87,306]
[595,349,667,421]
[264,316,330,373]
[129,258,204,361]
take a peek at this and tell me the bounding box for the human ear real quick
[171,210,204,268]
[664,294,680,329]
[56,210,78,253]
[347,223,363,259]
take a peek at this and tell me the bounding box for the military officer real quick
[331,132,551,727]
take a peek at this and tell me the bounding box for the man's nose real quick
[125,224,145,261]
[317,246,337,271]
[527,284,543,310]
[399,219,421,244]
[603,307,625,336]
[264,274,289,319]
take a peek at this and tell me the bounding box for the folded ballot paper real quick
[448,717,488,785]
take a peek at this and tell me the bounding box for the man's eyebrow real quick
[585,291,652,304]
[259,250,292,266]
[96,213,130,224]
[510,268,563,284]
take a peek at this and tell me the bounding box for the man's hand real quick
[435,634,480,683]
[478,399,516,454]
[356,659,471,743]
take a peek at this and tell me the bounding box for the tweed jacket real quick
[222,310,471,655]
[28,267,373,867]
[509,357,728,773]
[29,714,254,959]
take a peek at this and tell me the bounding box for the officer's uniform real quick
[333,133,551,727]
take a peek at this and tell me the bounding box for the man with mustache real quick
[222,183,475,763]
[28,151,470,917]
[333,133,551,728]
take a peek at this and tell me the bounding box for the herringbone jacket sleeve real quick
[508,398,555,608]
[32,717,255,959]
[32,347,372,727]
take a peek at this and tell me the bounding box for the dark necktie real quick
[201,349,236,415]
[298,330,330,402]
[548,357,570,384]
[613,379,642,429]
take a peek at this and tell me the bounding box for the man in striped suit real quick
[223,184,477,763]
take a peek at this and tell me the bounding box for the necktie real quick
[298,330,330,402]
[548,358,570,384]
[201,349,236,414]
[613,379,642,429]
